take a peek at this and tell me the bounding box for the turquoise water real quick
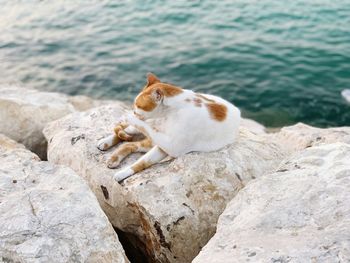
[1,1,349,127]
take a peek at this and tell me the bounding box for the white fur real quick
[124,125,141,135]
[101,88,240,183]
[114,167,134,182]
[97,134,117,151]
[114,145,167,182]
[128,89,241,157]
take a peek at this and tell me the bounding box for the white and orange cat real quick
[97,73,241,182]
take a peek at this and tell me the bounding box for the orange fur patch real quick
[109,154,119,163]
[113,124,131,143]
[113,124,124,135]
[135,83,183,112]
[206,103,227,121]
[110,143,138,162]
[135,92,157,112]
[158,83,183,97]
[139,138,153,148]
[120,144,138,155]
[146,73,160,87]
[118,130,133,141]
[132,160,150,173]
[108,139,152,168]
[112,135,121,145]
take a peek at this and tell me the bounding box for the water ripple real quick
[0,0,349,127]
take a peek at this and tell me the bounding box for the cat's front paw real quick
[124,113,143,127]
[114,167,134,183]
[107,157,121,169]
[117,130,133,141]
[97,135,115,151]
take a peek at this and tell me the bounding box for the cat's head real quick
[133,73,183,120]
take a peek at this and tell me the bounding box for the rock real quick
[67,95,104,111]
[43,105,292,263]
[275,122,350,152]
[240,118,266,134]
[0,85,126,159]
[341,89,350,103]
[0,134,129,263]
[193,142,350,263]
[43,105,350,263]
[68,94,125,112]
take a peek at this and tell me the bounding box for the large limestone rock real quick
[43,105,292,263]
[43,103,350,262]
[0,134,129,263]
[240,118,266,134]
[0,85,126,159]
[275,123,350,151]
[193,142,350,263]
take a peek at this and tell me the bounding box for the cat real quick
[97,73,241,182]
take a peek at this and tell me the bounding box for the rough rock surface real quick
[43,103,350,263]
[0,134,128,263]
[43,105,292,263]
[193,142,350,263]
[240,118,266,134]
[0,85,126,159]
[275,123,350,152]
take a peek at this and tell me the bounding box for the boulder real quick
[274,123,350,152]
[341,89,350,103]
[193,142,350,262]
[43,105,292,263]
[240,118,266,134]
[0,134,129,263]
[0,85,127,159]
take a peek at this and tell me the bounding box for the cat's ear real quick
[151,88,163,102]
[146,73,160,87]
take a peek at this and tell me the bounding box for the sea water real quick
[0,0,349,127]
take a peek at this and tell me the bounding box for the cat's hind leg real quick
[107,137,153,168]
[97,123,133,151]
[114,145,168,183]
